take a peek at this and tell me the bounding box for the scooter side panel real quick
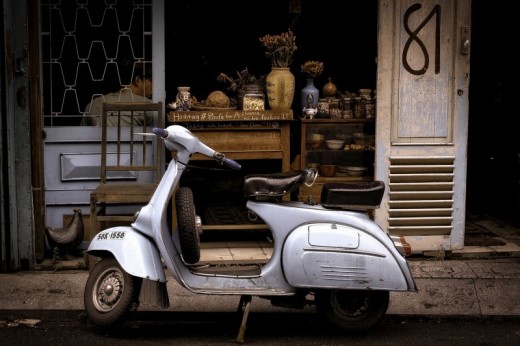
[282,223,410,291]
[88,226,166,282]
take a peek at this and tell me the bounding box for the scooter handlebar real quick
[152,127,168,138]
[153,127,241,170]
[223,157,242,171]
[213,151,241,170]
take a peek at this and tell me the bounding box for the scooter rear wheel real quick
[315,289,389,333]
[84,257,141,328]
[175,186,201,264]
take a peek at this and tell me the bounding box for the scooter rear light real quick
[390,235,412,257]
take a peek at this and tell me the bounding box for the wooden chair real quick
[89,102,164,240]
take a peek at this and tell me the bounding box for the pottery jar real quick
[322,77,337,97]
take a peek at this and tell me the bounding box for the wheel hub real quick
[99,273,123,306]
[332,291,369,318]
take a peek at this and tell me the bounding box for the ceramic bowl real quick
[346,166,367,177]
[352,133,375,146]
[335,133,352,142]
[320,164,337,177]
[326,139,345,150]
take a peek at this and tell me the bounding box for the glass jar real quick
[329,98,342,119]
[239,83,264,110]
[317,98,330,117]
[341,97,353,119]
[353,96,365,119]
[242,92,265,111]
[359,88,372,99]
[364,96,375,118]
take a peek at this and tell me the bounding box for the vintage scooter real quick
[84,124,417,342]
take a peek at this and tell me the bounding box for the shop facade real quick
[4,0,511,271]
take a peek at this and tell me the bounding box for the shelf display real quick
[299,118,375,202]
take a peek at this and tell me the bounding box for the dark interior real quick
[165,1,519,226]
[466,1,519,224]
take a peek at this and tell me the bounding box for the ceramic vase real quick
[301,78,319,112]
[322,77,337,98]
[265,67,295,111]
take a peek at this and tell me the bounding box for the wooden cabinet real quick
[168,110,293,171]
[299,118,376,202]
[167,109,294,231]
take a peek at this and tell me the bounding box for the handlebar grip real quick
[152,127,168,138]
[223,158,241,171]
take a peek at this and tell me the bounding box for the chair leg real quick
[89,195,98,241]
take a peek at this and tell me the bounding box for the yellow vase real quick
[265,67,295,111]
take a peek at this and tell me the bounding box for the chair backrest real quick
[100,102,164,184]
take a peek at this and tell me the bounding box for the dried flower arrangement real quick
[259,29,297,68]
[217,68,265,95]
[216,68,266,110]
[217,68,254,94]
[301,60,324,79]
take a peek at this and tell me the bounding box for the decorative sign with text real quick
[168,110,293,123]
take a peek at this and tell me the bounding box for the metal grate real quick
[388,156,455,235]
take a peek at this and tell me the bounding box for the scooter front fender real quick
[87,226,166,282]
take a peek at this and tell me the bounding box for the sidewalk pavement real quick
[1,213,519,318]
[1,257,520,318]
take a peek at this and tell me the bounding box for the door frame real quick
[374,0,471,253]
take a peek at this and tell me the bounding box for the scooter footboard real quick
[282,223,415,291]
[88,226,166,282]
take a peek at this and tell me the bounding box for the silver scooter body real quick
[88,125,416,293]
[86,125,417,338]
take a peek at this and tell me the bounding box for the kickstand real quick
[236,295,252,344]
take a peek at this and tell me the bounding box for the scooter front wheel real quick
[84,256,141,328]
[315,289,389,333]
[175,186,201,264]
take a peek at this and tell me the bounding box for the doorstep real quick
[451,241,520,258]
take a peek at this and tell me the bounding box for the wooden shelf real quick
[299,118,375,202]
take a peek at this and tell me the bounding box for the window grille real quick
[41,0,152,127]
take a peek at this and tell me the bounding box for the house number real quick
[402,3,441,75]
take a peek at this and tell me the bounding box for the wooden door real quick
[375,0,471,253]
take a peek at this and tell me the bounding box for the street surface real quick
[1,310,519,345]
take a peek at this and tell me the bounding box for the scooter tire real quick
[84,257,141,328]
[315,289,389,333]
[175,186,201,264]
